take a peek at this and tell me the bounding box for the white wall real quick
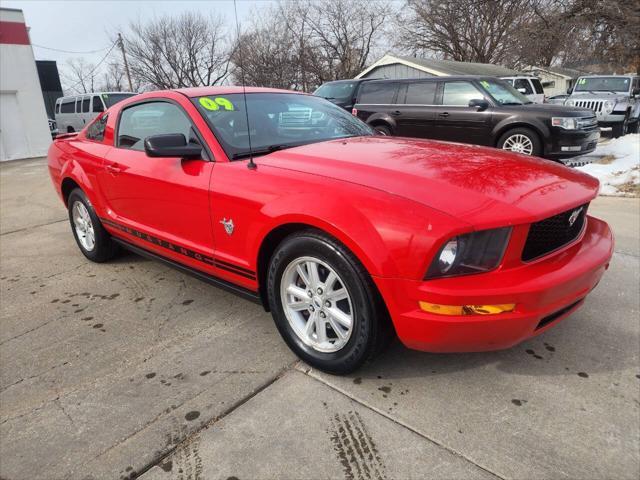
[0,8,51,161]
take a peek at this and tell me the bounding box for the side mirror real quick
[144,133,202,159]
[468,98,489,111]
[633,87,640,96]
[566,87,573,94]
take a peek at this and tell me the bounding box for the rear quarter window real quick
[60,101,74,114]
[86,114,108,142]
[358,82,399,104]
[403,82,437,104]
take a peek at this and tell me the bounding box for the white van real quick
[500,76,545,104]
[54,92,137,134]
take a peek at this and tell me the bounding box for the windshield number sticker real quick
[480,80,490,88]
[199,97,235,111]
[578,79,586,85]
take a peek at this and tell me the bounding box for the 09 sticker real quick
[199,97,235,111]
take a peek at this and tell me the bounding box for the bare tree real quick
[62,58,98,94]
[123,12,231,89]
[232,0,391,91]
[396,0,536,65]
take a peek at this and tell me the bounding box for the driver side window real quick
[117,102,192,151]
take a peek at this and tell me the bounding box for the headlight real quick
[426,227,511,279]
[565,99,575,106]
[603,100,614,114]
[552,117,578,129]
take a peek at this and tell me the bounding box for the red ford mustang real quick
[48,87,614,374]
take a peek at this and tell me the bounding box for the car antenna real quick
[233,0,256,170]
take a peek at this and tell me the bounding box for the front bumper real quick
[374,216,613,352]
[547,128,600,158]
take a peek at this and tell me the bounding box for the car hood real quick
[262,136,599,229]
[570,92,629,102]
[501,103,593,117]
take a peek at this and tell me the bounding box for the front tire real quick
[612,114,629,138]
[497,127,542,156]
[67,188,117,262]
[267,230,391,374]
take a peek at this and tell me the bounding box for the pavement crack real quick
[54,396,75,427]
[0,218,67,236]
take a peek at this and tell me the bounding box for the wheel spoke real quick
[304,312,317,336]
[296,264,310,287]
[326,287,348,302]
[328,307,352,328]
[324,271,337,293]
[315,315,327,344]
[328,317,347,340]
[286,285,308,300]
[288,300,309,311]
[306,261,320,287]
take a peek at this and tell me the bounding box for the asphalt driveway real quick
[1,157,638,479]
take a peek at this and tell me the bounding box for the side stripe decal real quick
[100,217,256,280]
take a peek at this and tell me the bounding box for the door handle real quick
[105,163,122,175]
[391,110,401,116]
[438,112,450,117]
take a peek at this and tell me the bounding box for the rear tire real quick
[497,127,542,156]
[372,124,391,136]
[67,188,118,263]
[267,230,391,374]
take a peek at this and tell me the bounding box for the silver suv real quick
[565,75,639,137]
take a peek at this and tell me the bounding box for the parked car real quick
[48,118,58,139]
[564,75,640,137]
[48,87,613,374]
[353,77,599,160]
[313,79,373,111]
[500,76,545,104]
[546,94,570,105]
[55,92,137,133]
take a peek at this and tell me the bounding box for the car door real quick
[394,81,439,138]
[98,99,215,262]
[434,80,493,145]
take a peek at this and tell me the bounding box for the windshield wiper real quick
[231,143,300,160]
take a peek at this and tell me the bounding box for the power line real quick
[32,44,110,55]
[64,41,119,93]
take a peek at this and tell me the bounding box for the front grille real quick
[522,203,588,261]
[577,116,598,130]
[573,100,603,113]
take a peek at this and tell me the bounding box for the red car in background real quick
[47,87,614,374]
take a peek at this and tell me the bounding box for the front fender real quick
[251,186,468,281]
[492,116,550,144]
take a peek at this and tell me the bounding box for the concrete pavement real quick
[1,157,638,479]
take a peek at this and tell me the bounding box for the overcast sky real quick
[4,0,272,66]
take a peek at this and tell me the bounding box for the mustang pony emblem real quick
[568,207,583,227]
[220,218,234,235]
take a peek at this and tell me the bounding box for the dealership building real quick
[0,7,52,161]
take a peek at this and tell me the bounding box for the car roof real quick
[176,86,305,98]
[578,74,636,78]
[362,75,502,84]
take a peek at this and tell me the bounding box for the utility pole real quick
[118,33,134,92]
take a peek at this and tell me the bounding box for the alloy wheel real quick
[502,134,534,155]
[72,201,95,251]
[280,256,354,353]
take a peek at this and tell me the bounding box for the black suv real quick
[314,79,373,112]
[353,77,600,159]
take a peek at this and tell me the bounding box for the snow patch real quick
[574,134,639,196]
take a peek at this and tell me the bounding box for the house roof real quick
[525,66,588,79]
[356,54,523,78]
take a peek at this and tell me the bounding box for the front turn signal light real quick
[419,301,515,316]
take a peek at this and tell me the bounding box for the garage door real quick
[0,92,30,161]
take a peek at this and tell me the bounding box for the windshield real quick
[478,79,531,105]
[102,93,137,108]
[194,93,373,159]
[574,77,631,92]
[314,82,358,101]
